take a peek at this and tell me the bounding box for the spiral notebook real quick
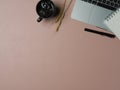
[104,8,120,40]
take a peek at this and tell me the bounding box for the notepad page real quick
[104,9,120,39]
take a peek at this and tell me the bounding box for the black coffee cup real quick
[36,0,59,22]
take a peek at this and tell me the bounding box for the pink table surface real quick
[0,0,120,90]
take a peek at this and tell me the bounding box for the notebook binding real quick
[105,8,120,21]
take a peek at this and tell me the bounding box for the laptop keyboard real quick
[82,0,120,10]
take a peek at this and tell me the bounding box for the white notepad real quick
[104,8,120,40]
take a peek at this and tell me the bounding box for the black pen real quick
[84,28,116,38]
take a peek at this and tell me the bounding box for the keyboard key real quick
[106,1,110,4]
[103,0,106,3]
[92,1,97,4]
[111,2,115,6]
[115,4,119,7]
[114,0,118,2]
[88,0,92,3]
[98,0,103,2]
[110,0,113,1]
[118,0,120,4]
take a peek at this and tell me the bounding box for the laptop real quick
[71,0,120,31]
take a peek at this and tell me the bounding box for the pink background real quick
[0,0,120,90]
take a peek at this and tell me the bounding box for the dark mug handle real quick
[37,17,43,22]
